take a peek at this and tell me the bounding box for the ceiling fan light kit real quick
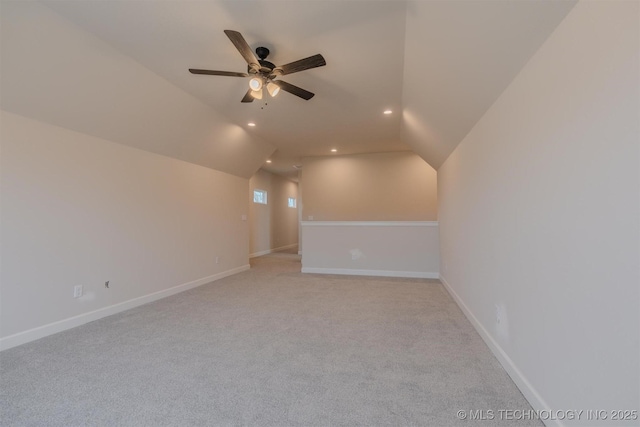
[189,29,326,103]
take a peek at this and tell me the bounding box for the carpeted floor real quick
[1,250,540,426]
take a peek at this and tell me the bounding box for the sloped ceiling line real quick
[1,0,576,177]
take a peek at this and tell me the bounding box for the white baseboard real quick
[249,249,272,258]
[302,267,439,279]
[250,243,298,259]
[301,221,438,227]
[439,275,561,427]
[0,264,250,352]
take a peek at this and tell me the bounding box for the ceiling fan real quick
[189,30,326,103]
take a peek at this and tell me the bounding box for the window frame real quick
[253,189,268,205]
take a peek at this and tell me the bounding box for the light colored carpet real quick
[1,250,540,426]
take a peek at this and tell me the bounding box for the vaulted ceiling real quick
[1,0,576,179]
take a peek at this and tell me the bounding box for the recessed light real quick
[248,122,256,127]
[331,148,337,153]
[266,160,272,163]
[383,109,392,115]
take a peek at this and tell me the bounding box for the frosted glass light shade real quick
[249,77,263,91]
[250,89,263,100]
[267,82,280,97]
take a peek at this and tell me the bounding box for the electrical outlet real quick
[73,285,83,298]
[308,215,314,220]
[215,256,219,264]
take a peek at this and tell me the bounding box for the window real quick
[288,197,297,208]
[253,189,267,204]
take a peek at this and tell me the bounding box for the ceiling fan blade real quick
[241,88,255,103]
[278,54,326,75]
[189,69,248,77]
[224,30,260,70]
[273,80,315,100]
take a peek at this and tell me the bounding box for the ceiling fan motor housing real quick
[246,47,275,74]
[255,46,270,60]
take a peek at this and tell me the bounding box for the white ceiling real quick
[3,0,577,179]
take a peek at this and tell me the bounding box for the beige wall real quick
[438,1,639,422]
[1,111,250,347]
[301,222,439,278]
[301,152,437,221]
[249,169,299,257]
